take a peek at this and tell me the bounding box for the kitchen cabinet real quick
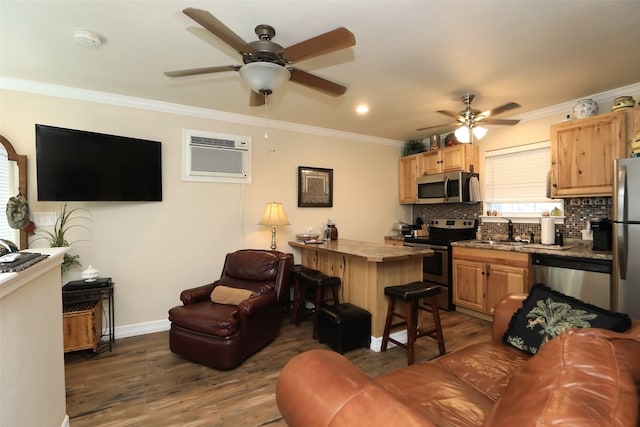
[398,144,479,204]
[398,153,419,204]
[420,144,479,175]
[550,110,627,197]
[452,247,531,317]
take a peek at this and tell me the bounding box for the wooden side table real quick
[62,278,114,353]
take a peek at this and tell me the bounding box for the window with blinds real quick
[484,141,563,215]
[0,148,17,241]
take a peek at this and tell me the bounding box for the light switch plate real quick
[33,212,57,227]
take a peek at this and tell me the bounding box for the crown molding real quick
[512,81,640,122]
[0,76,402,146]
[2,76,638,143]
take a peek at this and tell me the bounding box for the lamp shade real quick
[455,125,488,143]
[455,126,471,143]
[239,62,291,94]
[258,202,290,226]
[473,126,488,140]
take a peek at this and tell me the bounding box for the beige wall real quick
[0,88,407,331]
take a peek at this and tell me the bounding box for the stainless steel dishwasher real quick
[531,253,612,310]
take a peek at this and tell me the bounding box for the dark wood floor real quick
[65,310,491,427]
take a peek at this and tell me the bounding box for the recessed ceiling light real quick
[356,104,369,114]
[73,30,103,49]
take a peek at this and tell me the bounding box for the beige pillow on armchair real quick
[210,285,255,305]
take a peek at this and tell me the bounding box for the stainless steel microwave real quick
[416,171,480,204]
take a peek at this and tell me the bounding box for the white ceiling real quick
[2,1,640,142]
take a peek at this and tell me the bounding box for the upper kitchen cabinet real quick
[420,144,479,175]
[550,110,627,197]
[399,144,479,204]
[399,153,419,204]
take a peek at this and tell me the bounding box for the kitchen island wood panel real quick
[289,239,434,342]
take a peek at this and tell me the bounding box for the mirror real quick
[0,134,27,249]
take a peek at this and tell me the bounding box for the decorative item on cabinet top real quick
[571,99,598,119]
[402,139,426,156]
[611,96,635,112]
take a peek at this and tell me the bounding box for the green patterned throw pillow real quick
[503,284,631,355]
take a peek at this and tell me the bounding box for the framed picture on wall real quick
[298,166,333,207]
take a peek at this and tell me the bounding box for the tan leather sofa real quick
[276,294,640,427]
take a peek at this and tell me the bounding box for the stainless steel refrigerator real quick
[613,157,640,318]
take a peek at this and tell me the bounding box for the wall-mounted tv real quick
[35,124,162,202]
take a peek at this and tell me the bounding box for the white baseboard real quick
[370,330,407,352]
[61,414,70,427]
[108,319,171,340]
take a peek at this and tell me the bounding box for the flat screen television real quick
[35,124,162,201]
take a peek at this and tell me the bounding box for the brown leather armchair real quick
[168,249,293,370]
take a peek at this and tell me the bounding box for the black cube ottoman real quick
[318,303,371,354]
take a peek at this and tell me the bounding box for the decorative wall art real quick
[298,166,333,207]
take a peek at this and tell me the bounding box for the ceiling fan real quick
[417,94,521,142]
[165,8,356,106]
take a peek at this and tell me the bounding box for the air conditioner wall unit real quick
[183,129,251,183]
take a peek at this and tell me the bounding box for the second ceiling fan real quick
[165,8,356,106]
[418,94,521,142]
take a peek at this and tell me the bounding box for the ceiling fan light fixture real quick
[455,126,471,143]
[473,126,488,140]
[455,125,488,143]
[239,62,290,95]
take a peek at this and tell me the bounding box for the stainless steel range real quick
[403,218,477,310]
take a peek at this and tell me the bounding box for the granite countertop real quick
[288,238,434,262]
[451,239,612,260]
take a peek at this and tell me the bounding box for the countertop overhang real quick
[289,239,434,262]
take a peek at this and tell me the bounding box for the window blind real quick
[0,149,15,240]
[484,142,551,203]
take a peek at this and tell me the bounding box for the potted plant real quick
[32,203,91,272]
[402,139,426,156]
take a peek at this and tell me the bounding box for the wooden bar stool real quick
[381,281,446,365]
[290,264,312,325]
[298,269,341,339]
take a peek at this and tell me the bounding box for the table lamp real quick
[258,202,290,250]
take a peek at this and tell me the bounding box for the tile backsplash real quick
[413,196,612,242]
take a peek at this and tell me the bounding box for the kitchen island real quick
[288,239,434,347]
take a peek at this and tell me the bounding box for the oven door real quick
[405,243,452,310]
[423,247,448,286]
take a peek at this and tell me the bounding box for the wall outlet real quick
[33,212,57,227]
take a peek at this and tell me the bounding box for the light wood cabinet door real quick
[418,145,480,176]
[452,247,530,316]
[399,154,419,204]
[485,264,529,314]
[550,110,627,197]
[452,258,485,312]
[420,150,442,175]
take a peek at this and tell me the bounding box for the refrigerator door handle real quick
[617,165,628,280]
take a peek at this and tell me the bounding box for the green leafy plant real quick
[402,139,426,156]
[32,203,91,272]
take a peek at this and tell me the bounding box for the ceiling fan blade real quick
[437,110,463,120]
[183,8,256,55]
[476,118,520,126]
[284,27,355,62]
[476,102,521,119]
[164,65,240,77]
[249,90,265,106]
[289,68,347,96]
[416,122,460,131]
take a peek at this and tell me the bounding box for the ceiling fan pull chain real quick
[264,93,270,139]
